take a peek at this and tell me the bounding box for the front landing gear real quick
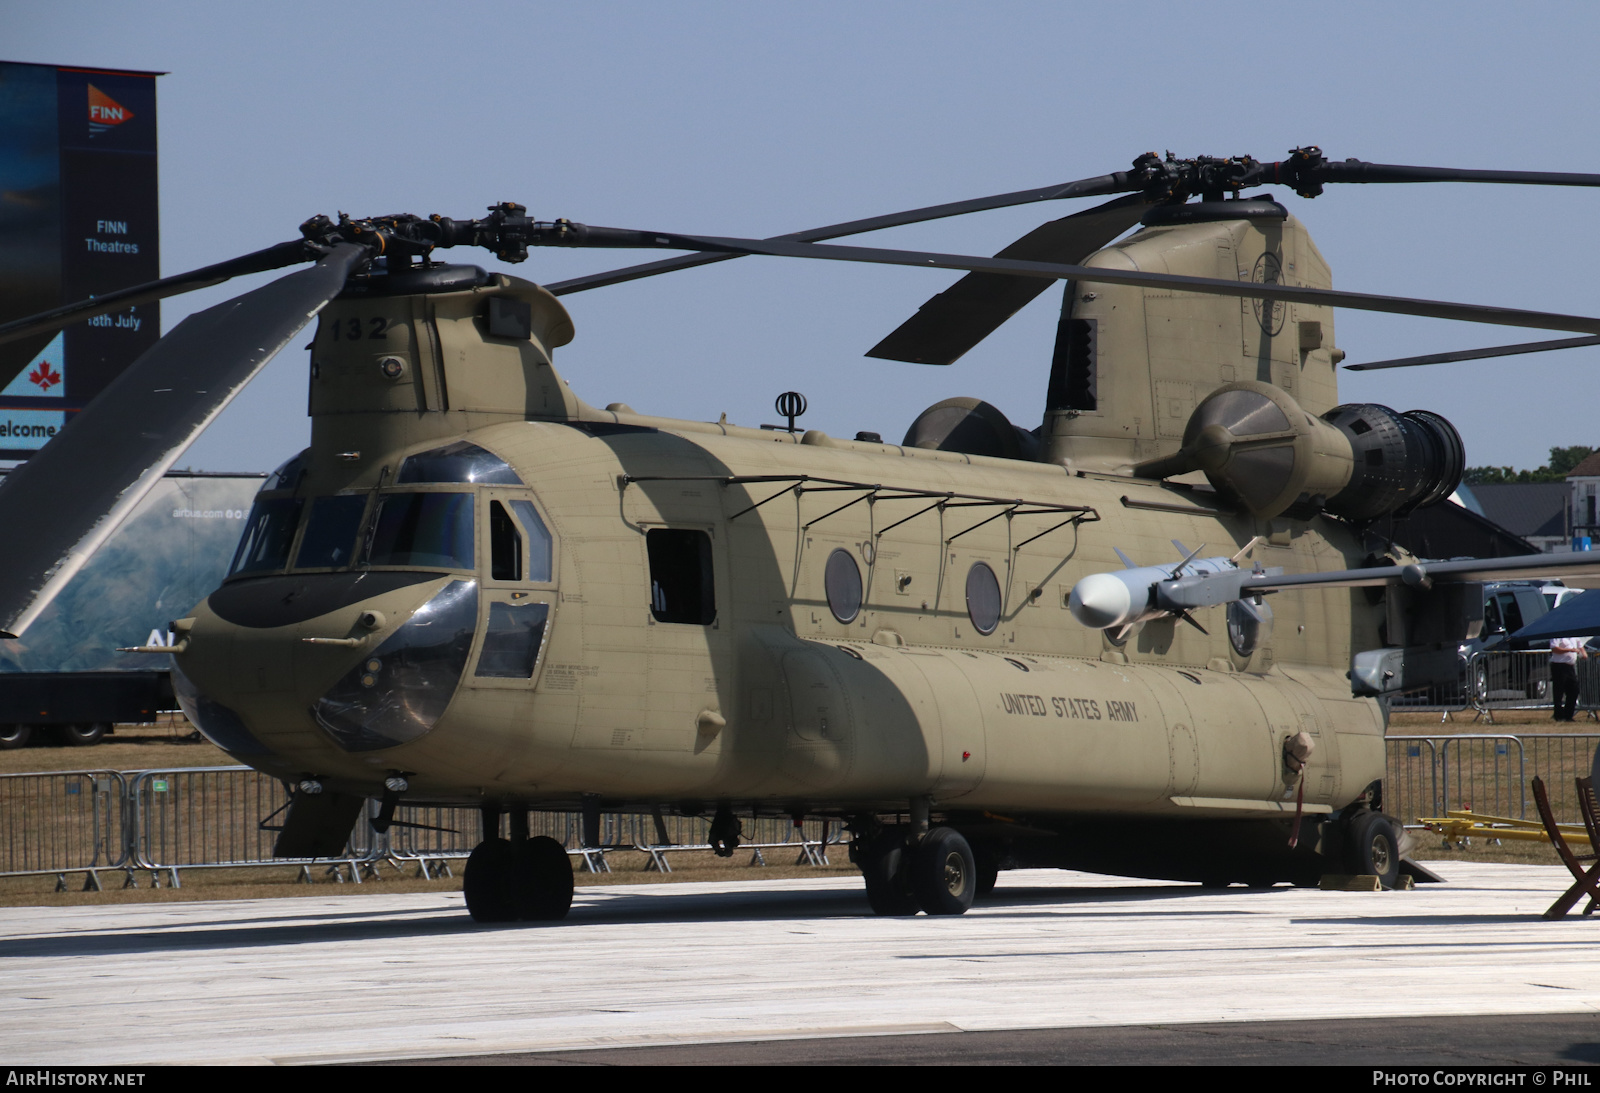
[856,824,977,917]
[464,807,573,923]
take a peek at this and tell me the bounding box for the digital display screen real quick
[0,60,161,460]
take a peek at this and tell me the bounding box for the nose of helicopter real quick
[172,574,485,770]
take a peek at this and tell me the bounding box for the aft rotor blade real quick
[1345,334,1600,371]
[0,239,313,351]
[865,194,1148,365]
[543,171,1140,296]
[0,243,367,638]
[657,232,1600,336]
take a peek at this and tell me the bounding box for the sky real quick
[5,0,1600,473]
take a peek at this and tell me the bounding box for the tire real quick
[512,835,574,921]
[974,853,999,899]
[464,838,517,923]
[860,831,919,916]
[58,723,108,747]
[911,827,977,916]
[1472,663,1490,704]
[1344,811,1403,889]
[0,724,32,750]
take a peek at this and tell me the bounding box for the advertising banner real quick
[0,60,161,460]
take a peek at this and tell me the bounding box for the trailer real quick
[0,470,264,746]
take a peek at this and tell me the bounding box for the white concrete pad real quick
[3,863,1598,1065]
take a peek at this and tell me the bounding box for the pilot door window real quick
[487,499,555,583]
[647,528,716,625]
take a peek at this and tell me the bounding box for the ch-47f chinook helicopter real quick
[7,146,1600,922]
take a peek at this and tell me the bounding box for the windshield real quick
[366,492,475,569]
[295,494,368,569]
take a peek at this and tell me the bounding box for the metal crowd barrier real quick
[1387,650,1600,724]
[1384,733,1600,828]
[2,765,843,888]
[1386,651,1473,719]
[0,770,128,889]
[50,732,1600,884]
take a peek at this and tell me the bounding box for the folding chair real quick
[1531,775,1600,919]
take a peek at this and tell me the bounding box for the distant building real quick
[1567,451,1600,548]
[1455,482,1570,553]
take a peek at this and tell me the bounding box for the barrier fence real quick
[0,766,839,888]
[9,731,1600,886]
[1388,649,1600,723]
[1384,733,1600,828]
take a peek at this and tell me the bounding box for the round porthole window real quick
[1227,599,1271,658]
[966,562,1002,636]
[825,548,863,623]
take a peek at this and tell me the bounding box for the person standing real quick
[1551,635,1588,722]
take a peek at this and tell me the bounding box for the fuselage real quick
[175,393,1387,823]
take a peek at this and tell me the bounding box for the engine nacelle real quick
[1134,381,1463,523]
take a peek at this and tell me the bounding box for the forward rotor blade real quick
[0,243,367,638]
[1316,160,1600,188]
[544,171,1140,296]
[0,239,313,351]
[865,194,1147,365]
[1345,335,1600,371]
[658,232,1600,336]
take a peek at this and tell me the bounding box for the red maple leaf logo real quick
[29,363,60,391]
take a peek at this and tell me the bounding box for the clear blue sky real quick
[6,0,1599,472]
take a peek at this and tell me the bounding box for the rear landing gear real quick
[464,807,573,923]
[1343,810,1402,889]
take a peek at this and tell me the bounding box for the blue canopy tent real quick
[1514,590,1600,641]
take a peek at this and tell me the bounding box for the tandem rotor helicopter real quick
[5,146,1600,922]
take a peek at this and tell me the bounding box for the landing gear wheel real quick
[512,835,574,921]
[975,855,999,899]
[464,838,517,922]
[1345,811,1402,889]
[911,827,977,916]
[59,723,107,747]
[0,724,32,750]
[860,831,919,916]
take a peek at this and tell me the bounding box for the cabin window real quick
[366,492,476,569]
[489,501,521,581]
[510,500,553,582]
[295,495,367,569]
[229,497,303,576]
[476,601,550,678]
[966,562,1001,635]
[397,441,523,485]
[647,528,715,625]
[825,548,862,624]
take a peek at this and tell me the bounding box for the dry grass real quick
[0,715,235,775]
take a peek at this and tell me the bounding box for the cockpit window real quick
[397,441,522,485]
[229,497,304,576]
[366,492,475,569]
[263,448,309,492]
[295,494,368,569]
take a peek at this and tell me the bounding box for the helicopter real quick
[5,146,1600,922]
